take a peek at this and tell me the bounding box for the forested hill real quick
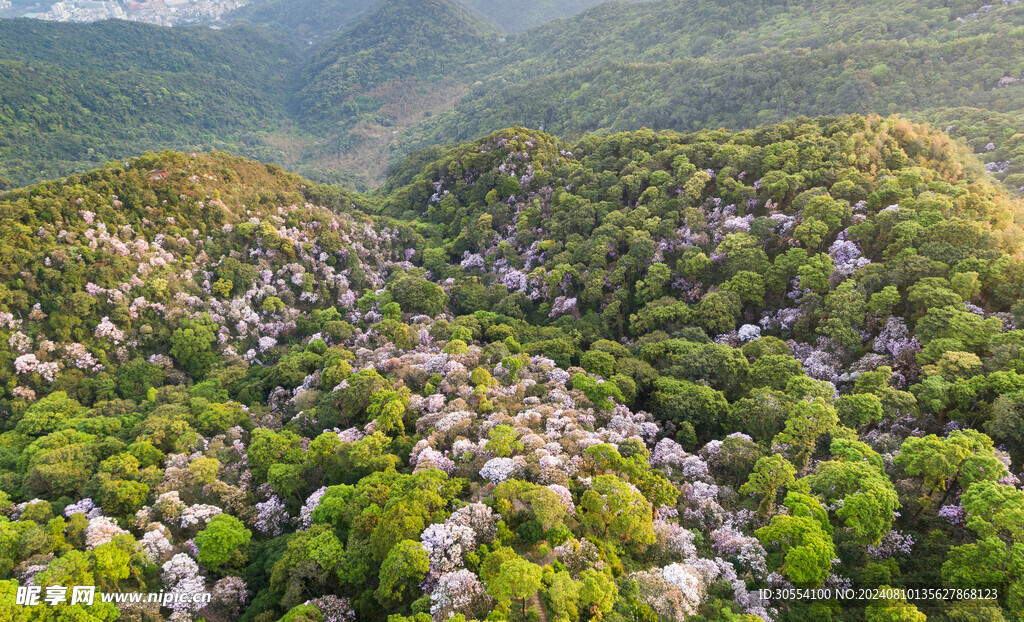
[224,0,642,38]
[296,0,499,124]
[460,0,650,33]
[1,0,1023,192]
[223,0,378,41]
[2,115,1024,620]
[395,0,1024,193]
[0,19,301,189]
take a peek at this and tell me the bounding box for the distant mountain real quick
[1,0,1022,193]
[224,0,378,41]
[0,18,301,188]
[280,0,501,181]
[461,0,649,32]
[297,0,499,122]
[395,0,1024,192]
[224,0,648,37]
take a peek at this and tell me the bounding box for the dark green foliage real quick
[297,0,498,126]
[2,0,1024,195]
[0,19,300,186]
[397,0,1024,198]
[387,275,449,316]
[170,318,219,378]
[461,0,647,33]
[225,0,377,39]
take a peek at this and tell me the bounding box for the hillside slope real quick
[1,0,1023,193]
[283,0,501,183]
[0,19,302,188]
[224,0,378,41]
[461,0,649,32]
[396,0,1024,191]
[1,116,1024,620]
[224,0,638,37]
[297,0,499,123]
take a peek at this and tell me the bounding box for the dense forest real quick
[393,0,1024,194]
[2,114,1024,621]
[0,19,301,190]
[1,0,1022,194]
[458,0,649,33]
[223,0,378,41]
[296,0,498,125]
[223,0,631,38]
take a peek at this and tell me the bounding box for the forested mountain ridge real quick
[395,0,1024,192]
[0,19,302,190]
[459,0,650,33]
[296,0,499,124]
[1,0,1023,193]
[223,0,641,38]
[2,114,1024,620]
[223,0,379,42]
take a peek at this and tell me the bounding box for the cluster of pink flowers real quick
[64,498,101,519]
[177,503,223,530]
[14,354,39,375]
[479,457,519,483]
[94,316,125,343]
[301,596,354,622]
[8,331,31,353]
[711,523,767,576]
[653,520,697,560]
[161,554,207,613]
[12,386,35,400]
[549,296,578,318]
[15,353,61,383]
[430,569,487,620]
[85,516,129,549]
[212,577,251,617]
[421,523,477,575]
[254,496,290,536]
[140,529,174,562]
[874,317,918,358]
[64,342,103,371]
[446,504,498,543]
[642,563,706,618]
[0,312,20,330]
[867,530,916,559]
[299,487,328,529]
[938,503,965,527]
[554,538,605,576]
